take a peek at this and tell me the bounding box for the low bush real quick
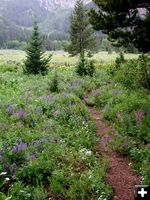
[114,54,150,90]
[76,58,95,77]
[48,71,59,93]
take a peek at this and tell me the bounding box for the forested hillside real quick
[0,0,91,49]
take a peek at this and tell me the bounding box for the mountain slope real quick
[0,0,92,48]
[38,0,91,10]
[1,0,91,28]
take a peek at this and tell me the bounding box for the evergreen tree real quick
[68,0,95,75]
[89,0,150,53]
[24,22,52,75]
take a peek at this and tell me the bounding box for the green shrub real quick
[86,60,95,77]
[8,182,47,200]
[109,135,137,155]
[138,54,150,90]
[76,58,95,77]
[48,72,59,93]
[114,54,150,90]
[115,51,126,69]
[76,57,86,76]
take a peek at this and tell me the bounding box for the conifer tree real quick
[68,0,95,75]
[24,22,52,75]
[89,0,150,53]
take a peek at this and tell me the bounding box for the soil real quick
[88,107,141,200]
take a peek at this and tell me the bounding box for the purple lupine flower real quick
[31,153,36,160]
[39,95,53,100]
[6,104,14,115]
[12,145,18,153]
[4,143,9,149]
[91,89,102,96]
[12,162,17,169]
[27,153,36,161]
[12,142,27,153]
[20,143,27,150]
[3,161,14,175]
[16,109,26,120]
[54,110,60,116]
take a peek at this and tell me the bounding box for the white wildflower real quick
[85,150,92,156]
[0,172,7,175]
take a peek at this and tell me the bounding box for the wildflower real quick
[12,142,27,153]
[6,104,14,115]
[16,109,26,120]
[85,150,92,156]
[0,172,7,176]
[128,162,132,166]
[27,153,36,161]
[141,176,144,181]
[12,162,17,170]
[3,161,13,175]
[4,143,9,149]
[80,148,92,156]
[91,89,102,96]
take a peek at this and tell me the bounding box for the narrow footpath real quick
[88,107,141,200]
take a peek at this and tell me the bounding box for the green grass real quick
[0,50,148,200]
[0,62,112,199]
[0,49,139,65]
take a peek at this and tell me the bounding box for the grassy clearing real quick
[0,49,139,65]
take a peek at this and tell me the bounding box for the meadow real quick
[0,50,139,66]
[0,50,149,200]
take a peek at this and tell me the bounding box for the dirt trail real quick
[88,107,141,200]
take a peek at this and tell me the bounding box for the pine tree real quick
[68,0,95,75]
[89,0,150,53]
[24,22,52,75]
